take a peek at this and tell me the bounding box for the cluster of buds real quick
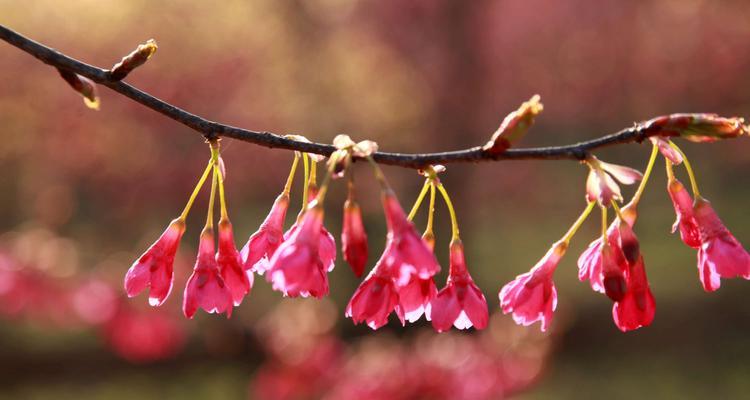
[500,130,749,332]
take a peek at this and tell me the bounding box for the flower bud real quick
[110,39,158,81]
[483,95,543,155]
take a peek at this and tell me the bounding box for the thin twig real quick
[1,25,660,168]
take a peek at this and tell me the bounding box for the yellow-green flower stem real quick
[179,159,213,221]
[436,183,460,241]
[205,165,218,229]
[600,205,608,240]
[610,200,625,222]
[310,159,318,186]
[630,143,659,206]
[425,182,436,237]
[301,153,310,208]
[346,170,355,201]
[283,153,301,195]
[668,141,702,199]
[665,158,675,181]
[216,162,229,220]
[366,156,391,191]
[560,201,596,245]
[408,180,431,221]
[311,151,340,205]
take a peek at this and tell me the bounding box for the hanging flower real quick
[667,178,700,248]
[500,242,565,332]
[693,198,750,292]
[612,256,656,332]
[183,228,233,318]
[345,260,399,330]
[241,193,290,275]
[267,205,330,298]
[124,218,185,306]
[429,240,488,332]
[217,218,251,306]
[342,199,369,278]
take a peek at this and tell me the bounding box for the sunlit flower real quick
[217,219,251,306]
[500,242,565,331]
[183,228,233,318]
[125,218,185,306]
[613,256,655,332]
[429,241,488,332]
[345,261,399,330]
[667,178,700,248]
[268,205,329,298]
[241,193,290,275]
[396,275,437,324]
[342,199,369,278]
[585,157,642,206]
[693,198,750,292]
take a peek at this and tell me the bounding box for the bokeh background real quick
[1,1,750,399]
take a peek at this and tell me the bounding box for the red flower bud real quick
[342,200,368,278]
[667,178,700,248]
[183,228,233,318]
[217,218,251,306]
[242,193,290,274]
[613,256,656,332]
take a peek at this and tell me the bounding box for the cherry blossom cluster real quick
[500,114,750,332]
[125,107,748,334]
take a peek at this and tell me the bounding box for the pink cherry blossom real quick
[217,219,251,306]
[241,193,290,275]
[693,198,750,292]
[183,228,233,318]
[125,218,185,306]
[429,241,488,332]
[267,206,329,298]
[396,275,437,323]
[613,255,656,332]
[345,260,399,330]
[500,242,565,331]
[342,199,368,278]
[667,178,700,248]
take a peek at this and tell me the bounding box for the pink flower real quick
[183,228,233,318]
[267,205,329,298]
[345,261,399,329]
[577,223,629,301]
[613,256,656,332]
[396,275,437,323]
[667,178,700,248]
[217,219,251,306]
[241,193,290,275]
[381,191,440,282]
[429,241,488,332]
[585,157,642,206]
[650,137,683,164]
[124,218,185,306]
[500,242,565,331]
[693,198,750,292]
[342,199,368,278]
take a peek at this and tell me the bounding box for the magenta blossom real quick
[217,219,251,306]
[613,255,656,332]
[693,198,750,292]
[396,275,437,324]
[241,193,290,275]
[667,178,700,248]
[381,191,440,283]
[342,199,369,278]
[183,227,233,318]
[267,205,329,298]
[345,260,400,330]
[125,218,185,306]
[500,242,566,332]
[429,241,488,332]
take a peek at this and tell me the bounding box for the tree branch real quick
[0,25,666,168]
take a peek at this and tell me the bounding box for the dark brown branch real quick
[1,25,661,168]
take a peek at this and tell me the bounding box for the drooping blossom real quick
[342,199,368,278]
[396,275,437,323]
[429,240,488,332]
[693,198,750,292]
[613,255,656,332]
[183,227,233,318]
[381,190,441,283]
[267,205,329,298]
[125,218,185,306]
[345,260,400,329]
[217,218,251,306]
[667,178,700,248]
[500,242,566,331]
[283,186,337,272]
[577,221,631,302]
[241,193,290,275]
